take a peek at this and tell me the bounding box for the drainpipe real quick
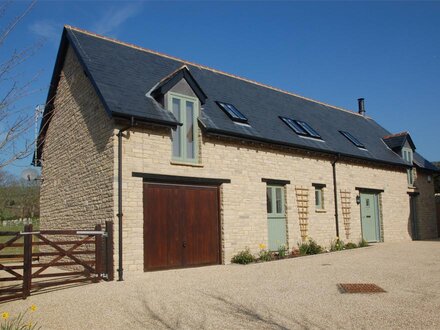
[332,154,341,238]
[117,117,135,282]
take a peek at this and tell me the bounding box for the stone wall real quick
[40,46,114,230]
[116,123,414,272]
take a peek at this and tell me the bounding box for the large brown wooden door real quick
[143,183,220,271]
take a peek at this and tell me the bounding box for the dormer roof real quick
[150,66,207,104]
[383,132,416,151]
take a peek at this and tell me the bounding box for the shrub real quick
[330,238,345,251]
[298,238,323,256]
[345,242,357,249]
[277,245,287,258]
[231,248,255,264]
[358,238,369,247]
[258,249,273,262]
[257,243,273,262]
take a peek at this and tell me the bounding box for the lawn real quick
[0,218,40,256]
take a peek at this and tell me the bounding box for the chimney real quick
[357,98,366,116]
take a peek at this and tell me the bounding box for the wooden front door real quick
[143,183,220,271]
[360,192,381,242]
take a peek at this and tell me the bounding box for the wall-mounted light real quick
[356,195,361,205]
[427,175,432,183]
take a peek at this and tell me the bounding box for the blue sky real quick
[2,0,440,176]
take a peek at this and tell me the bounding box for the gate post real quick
[22,224,33,299]
[105,221,114,281]
[95,224,103,282]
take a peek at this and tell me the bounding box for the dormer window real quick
[402,147,414,185]
[168,92,199,163]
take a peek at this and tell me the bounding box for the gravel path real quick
[3,240,440,329]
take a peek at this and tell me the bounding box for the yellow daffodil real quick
[259,243,266,250]
[1,312,9,320]
[30,304,37,312]
[28,322,33,328]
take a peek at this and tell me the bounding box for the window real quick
[266,186,284,215]
[168,92,199,163]
[402,147,414,185]
[280,117,322,139]
[339,131,366,149]
[216,101,248,123]
[313,184,325,210]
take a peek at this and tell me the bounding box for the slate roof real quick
[383,132,416,150]
[37,26,437,171]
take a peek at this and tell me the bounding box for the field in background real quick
[0,218,40,256]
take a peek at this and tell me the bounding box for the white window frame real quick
[167,92,199,163]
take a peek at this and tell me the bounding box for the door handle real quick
[182,241,187,248]
[366,216,371,218]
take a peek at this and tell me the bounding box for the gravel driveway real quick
[3,240,440,329]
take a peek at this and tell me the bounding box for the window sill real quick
[170,160,203,168]
[315,209,326,213]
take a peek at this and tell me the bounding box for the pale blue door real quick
[360,193,381,242]
[266,186,287,251]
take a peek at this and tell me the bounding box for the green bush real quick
[330,238,345,251]
[258,249,273,262]
[277,245,287,258]
[231,248,255,264]
[298,238,323,256]
[358,238,369,247]
[345,242,357,249]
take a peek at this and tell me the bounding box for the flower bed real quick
[231,238,369,265]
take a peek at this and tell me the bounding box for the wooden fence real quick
[0,221,114,302]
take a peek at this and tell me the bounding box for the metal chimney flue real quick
[358,98,365,116]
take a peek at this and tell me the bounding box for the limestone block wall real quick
[115,123,413,272]
[40,46,114,230]
[414,172,437,239]
[335,162,411,242]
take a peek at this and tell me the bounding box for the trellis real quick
[340,189,351,239]
[295,187,309,240]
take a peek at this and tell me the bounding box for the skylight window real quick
[280,117,322,139]
[216,101,248,123]
[296,121,321,139]
[340,131,366,149]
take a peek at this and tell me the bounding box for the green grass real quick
[0,219,40,256]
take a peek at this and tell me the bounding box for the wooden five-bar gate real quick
[0,221,114,302]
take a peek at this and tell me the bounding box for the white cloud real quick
[29,20,60,44]
[92,2,142,35]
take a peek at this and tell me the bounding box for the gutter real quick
[116,116,135,281]
[332,154,341,238]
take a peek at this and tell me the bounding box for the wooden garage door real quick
[143,183,220,271]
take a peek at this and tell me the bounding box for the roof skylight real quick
[340,131,366,149]
[280,117,322,139]
[216,101,248,123]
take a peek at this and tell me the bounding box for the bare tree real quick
[0,0,40,169]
